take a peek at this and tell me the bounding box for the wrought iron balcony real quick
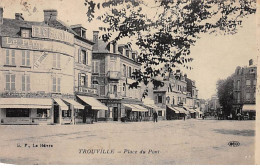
[76,86,98,95]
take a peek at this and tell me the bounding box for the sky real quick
[0,0,257,100]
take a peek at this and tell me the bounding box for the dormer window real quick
[81,29,86,39]
[21,29,31,38]
[132,53,136,60]
[126,50,130,57]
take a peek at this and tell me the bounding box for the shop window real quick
[6,108,29,117]
[158,96,163,103]
[52,76,61,93]
[53,53,61,69]
[37,109,49,118]
[21,29,30,38]
[62,110,71,117]
[158,110,162,116]
[6,74,15,91]
[145,112,149,117]
[22,75,30,92]
[5,49,16,66]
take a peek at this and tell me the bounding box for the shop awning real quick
[53,98,68,110]
[176,107,189,114]
[242,104,255,112]
[77,96,108,110]
[144,104,164,111]
[123,104,148,112]
[62,99,85,109]
[167,106,180,113]
[132,104,148,112]
[0,98,52,109]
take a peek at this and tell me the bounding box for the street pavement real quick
[0,119,255,165]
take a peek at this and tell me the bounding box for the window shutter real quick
[11,50,15,65]
[11,74,15,91]
[78,49,81,63]
[78,73,81,87]
[27,75,30,91]
[6,74,10,91]
[57,77,61,92]
[53,54,57,68]
[6,49,10,65]
[52,77,56,92]
[22,51,25,66]
[22,75,25,91]
[57,53,60,68]
[85,74,88,87]
[27,51,30,66]
[86,51,88,65]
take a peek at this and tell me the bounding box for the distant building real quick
[233,59,256,120]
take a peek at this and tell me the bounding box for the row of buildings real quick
[0,8,203,125]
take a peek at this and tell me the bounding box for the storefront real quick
[242,104,256,120]
[166,106,189,120]
[143,104,165,121]
[76,95,108,123]
[123,104,148,122]
[0,98,52,125]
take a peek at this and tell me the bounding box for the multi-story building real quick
[153,71,189,120]
[233,59,256,120]
[91,31,147,121]
[0,9,106,125]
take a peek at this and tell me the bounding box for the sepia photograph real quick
[0,0,259,165]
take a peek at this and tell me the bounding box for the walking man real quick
[153,112,158,122]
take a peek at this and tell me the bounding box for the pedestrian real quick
[153,112,158,122]
[183,114,186,121]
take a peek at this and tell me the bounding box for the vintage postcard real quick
[0,0,259,165]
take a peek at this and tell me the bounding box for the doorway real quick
[54,105,59,123]
[113,107,118,121]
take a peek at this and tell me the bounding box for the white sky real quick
[0,0,257,99]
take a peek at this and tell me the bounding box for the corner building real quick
[0,9,101,124]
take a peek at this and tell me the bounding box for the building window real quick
[52,76,61,93]
[21,29,30,38]
[100,85,105,96]
[246,93,250,101]
[6,108,29,117]
[237,92,240,103]
[81,50,87,65]
[6,74,15,91]
[37,109,50,118]
[132,53,136,60]
[53,53,61,69]
[253,79,256,86]
[126,50,130,57]
[62,110,71,117]
[92,61,100,73]
[123,64,126,77]
[129,67,132,78]
[22,50,30,66]
[158,110,162,116]
[79,73,88,87]
[246,79,251,87]
[172,97,175,105]
[237,80,240,90]
[22,75,30,92]
[5,49,15,65]
[158,95,163,103]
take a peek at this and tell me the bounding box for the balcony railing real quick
[107,71,121,80]
[76,86,98,95]
[106,92,121,99]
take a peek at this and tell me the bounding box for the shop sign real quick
[2,37,74,56]
[32,26,74,45]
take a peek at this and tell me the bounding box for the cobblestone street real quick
[0,119,255,165]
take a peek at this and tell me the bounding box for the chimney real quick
[15,13,24,21]
[93,31,99,51]
[249,59,253,66]
[0,7,3,25]
[43,9,57,23]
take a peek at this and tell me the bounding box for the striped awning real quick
[77,95,108,110]
[53,98,68,110]
[0,98,52,109]
[123,104,148,112]
[62,99,84,109]
[242,104,255,112]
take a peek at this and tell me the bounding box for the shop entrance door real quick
[54,105,59,123]
[113,107,118,121]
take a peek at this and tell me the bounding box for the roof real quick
[0,18,45,37]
